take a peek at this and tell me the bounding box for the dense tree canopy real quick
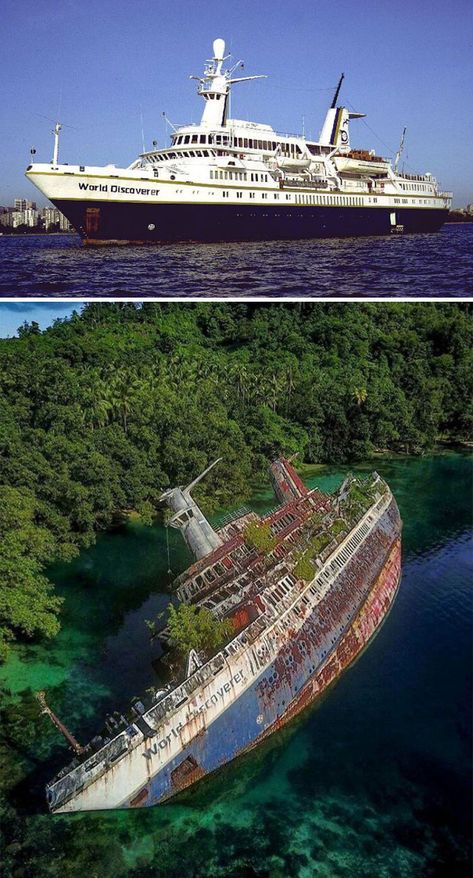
[0,301,471,656]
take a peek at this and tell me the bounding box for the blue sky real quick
[1,0,472,208]
[0,302,83,337]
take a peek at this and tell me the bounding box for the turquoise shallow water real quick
[0,452,471,877]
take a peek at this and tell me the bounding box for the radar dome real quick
[213,38,225,61]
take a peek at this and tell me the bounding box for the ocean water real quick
[0,453,471,878]
[0,224,471,297]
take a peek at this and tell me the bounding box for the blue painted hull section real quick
[53,199,448,243]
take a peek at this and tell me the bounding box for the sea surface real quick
[0,224,472,297]
[0,452,471,878]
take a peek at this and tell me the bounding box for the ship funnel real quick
[319,106,365,153]
[160,459,223,561]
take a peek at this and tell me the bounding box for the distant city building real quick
[14,198,36,211]
[0,201,72,232]
[24,208,40,227]
[41,206,72,231]
[42,207,60,229]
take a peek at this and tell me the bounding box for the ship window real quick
[210,171,213,179]
[204,569,215,583]
[184,136,190,144]
[244,138,248,147]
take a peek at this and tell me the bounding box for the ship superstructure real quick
[26,39,451,244]
[45,458,402,813]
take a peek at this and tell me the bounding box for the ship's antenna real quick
[394,126,407,173]
[331,73,345,108]
[52,121,62,165]
[184,457,222,494]
[140,106,146,153]
[165,524,173,580]
[161,111,178,133]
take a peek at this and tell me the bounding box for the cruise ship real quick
[42,457,402,812]
[25,39,451,245]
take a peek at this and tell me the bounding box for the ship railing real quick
[397,172,436,183]
[218,506,253,528]
[280,177,328,190]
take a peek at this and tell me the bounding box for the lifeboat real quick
[334,150,388,176]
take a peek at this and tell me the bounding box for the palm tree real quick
[353,386,368,407]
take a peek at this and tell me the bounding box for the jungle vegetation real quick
[0,301,471,659]
[166,603,234,659]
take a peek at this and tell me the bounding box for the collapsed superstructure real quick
[26,38,451,243]
[45,457,402,812]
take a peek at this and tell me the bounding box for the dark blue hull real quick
[53,199,449,244]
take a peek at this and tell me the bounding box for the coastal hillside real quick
[0,302,471,656]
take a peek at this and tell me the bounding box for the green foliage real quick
[243,520,277,554]
[0,301,471,655]
[293,553,316,582]
[167,603,234,658]
[308,532,331,557]
[329,518,347,537]
[0,486,63,658]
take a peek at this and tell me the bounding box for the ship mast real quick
[160,459,224,560]
[331,73,345,108]
[36,691,84,755]
[51,122,62,165]
[394,126,407,173]
[191,38,266,128]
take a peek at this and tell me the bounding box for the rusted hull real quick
[164,541,401,801]
[130,539,401,808]
[48,492,401,814]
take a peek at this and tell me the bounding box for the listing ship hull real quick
[52,198,448,245]
[46,471,401,814]
[134,540,401,808]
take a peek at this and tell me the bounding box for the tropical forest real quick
[0,301,471,660]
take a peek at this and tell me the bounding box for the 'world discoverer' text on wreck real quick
[42,458,402,813]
